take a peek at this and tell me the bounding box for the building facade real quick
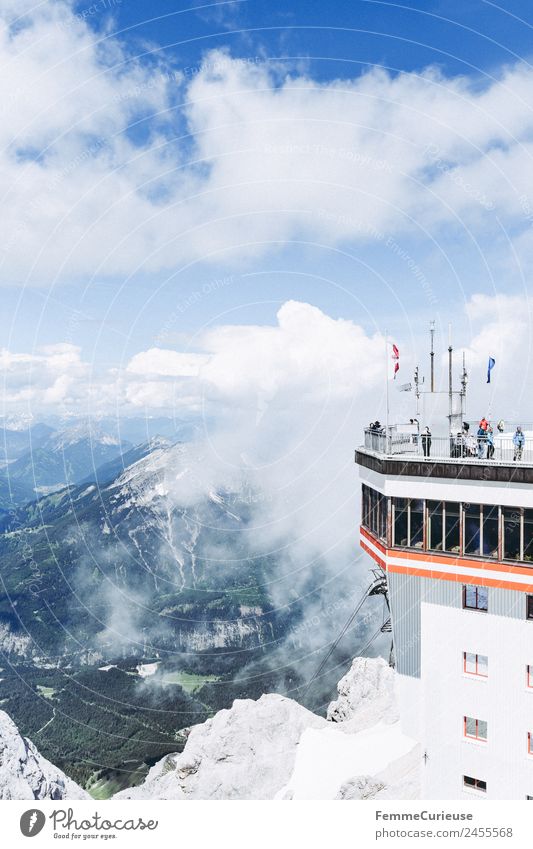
[356,440,533,800]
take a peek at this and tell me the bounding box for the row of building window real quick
[362,485,533,561]
[464,778,533,798]
[463,652,533,686]
[463,717,533,753]
[462,583,533,620]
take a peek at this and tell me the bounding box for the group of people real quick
[451,418,526,461]
[367,418,527,462]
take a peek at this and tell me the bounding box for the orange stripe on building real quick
[386,562,533,593]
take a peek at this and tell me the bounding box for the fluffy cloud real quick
[4,295,527,421]
[2,2,533,283]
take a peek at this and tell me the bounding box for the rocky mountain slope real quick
[0,710,88,800]
[115,657,420,801]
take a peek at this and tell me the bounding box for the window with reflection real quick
[393,498,408,547]
[444,502,460,553]
[464,503,481,556]
[463,584,488,611]
[427,500,443,551]
[482,505,499,559]
[378,493,387,542]
[524,510,533,563]
[503,507,521,561]
[410,499,424,548]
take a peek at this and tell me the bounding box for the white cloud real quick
[1,4,533,283]
[126,348,209,378]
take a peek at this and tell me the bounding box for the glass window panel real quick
[524,510,533,562]
[393,498,408,547]
[477,586,488,610]
[444,502,460,552]
[378,493,387,542]
[362,485,369,528]
[464,503,481,555]
[465,717,477,737]
[477,655,488,676]
[464,652,476,674]
[464,585,477,608]
[528,596,533,620]
[464,585,488,611]
[427,500,443,551]
[477,720,488,740]
[463,775,475,788]
[482,505,499,558]
[503,507,521,560]
[410,499,424,548]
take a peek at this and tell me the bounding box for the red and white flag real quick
[392,343,400,379]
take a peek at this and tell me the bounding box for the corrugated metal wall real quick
[387,572,528,678]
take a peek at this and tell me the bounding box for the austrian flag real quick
[392,343,400,379]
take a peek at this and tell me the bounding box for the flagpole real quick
[385,330,389,454]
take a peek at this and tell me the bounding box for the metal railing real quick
[363,428,533,465]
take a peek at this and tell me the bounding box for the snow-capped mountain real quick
[0,710,88,800]
[115,658,420,801]
[1,423,132,498]
[0,439,288,660]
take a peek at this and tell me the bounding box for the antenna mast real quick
[430,320,435,393]
[448,324,453,437]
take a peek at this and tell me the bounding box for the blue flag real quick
[487,356,495,383]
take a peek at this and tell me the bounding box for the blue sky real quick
[2,0,533,417]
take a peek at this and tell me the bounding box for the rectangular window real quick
[464,716,487,741]
[463,584,488,612]
[409,499,424,548]
[393,498,408,547]
[524,509,533,562]
[464,652,488,677]
[464,503,482,556]
[463,775,487,793]
[444,502,460,552]
[482,505,499,558]
[377,493,387,542]
[529,733,533,754]
[503,507,522,561]
[427,500,443,551]
[527,665,533,688]
[527,596,533,621]
[362,485,370,529]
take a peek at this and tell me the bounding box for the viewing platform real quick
[357,425,533,483]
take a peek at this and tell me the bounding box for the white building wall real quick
[420,601,533,800]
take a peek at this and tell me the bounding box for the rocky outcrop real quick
[327,656,398,729]
[115,694,325,800]
[0,711,89,800]
[115,656,420,801]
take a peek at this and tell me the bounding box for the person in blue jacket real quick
[486,426,495,460]
[513,426,525,461]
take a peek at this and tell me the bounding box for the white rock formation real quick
[327,656,398,729]
[0,711,89,800]
[116,656,420,801]
[116,693,326,800]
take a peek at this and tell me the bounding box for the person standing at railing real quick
[422,426,432,458]
[486,426,495,460]
[513,426,525,461]
[477,424,486,458]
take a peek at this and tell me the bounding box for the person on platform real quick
[479,416,489,432]
[486,426,495,460]
[513,426,525,461]
[477,424,487,458]
[422,426,432,458]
